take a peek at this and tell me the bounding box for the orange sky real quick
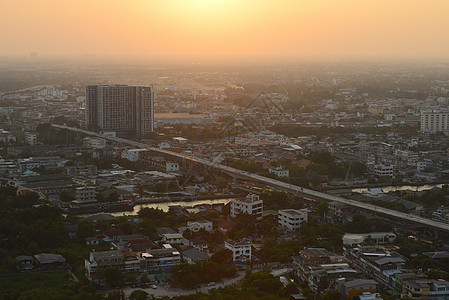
[2,0,449,59]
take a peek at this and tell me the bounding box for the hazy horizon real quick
[2,0,449,60]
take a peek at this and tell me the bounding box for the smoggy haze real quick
[2,0,449,60]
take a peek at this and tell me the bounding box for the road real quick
[122,271,246,298]
[53,124,449,234]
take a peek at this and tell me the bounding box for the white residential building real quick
[24,132,38,146]
[121,149,149,162]
[187,220,213,232]
[74,186,97,205]
[161,233,189,245]
[158,142,171,149]
[420,110,449,133]
[278,209,308,231]
[166,162,179,172]
[224,238,252,263]
[374,164,395,178]
[83,137,106,149]
[269,167,290,178]
[231,194,263,220]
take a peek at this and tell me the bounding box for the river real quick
[95,198,234,217]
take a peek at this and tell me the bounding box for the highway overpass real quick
[53,124,449,234]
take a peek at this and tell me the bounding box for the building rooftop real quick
[34,253,66,264]
[279,209,308,216]
[344,279,378,288]
[182,248,210,261]
[91,250,123,261]
[225,238,252,246]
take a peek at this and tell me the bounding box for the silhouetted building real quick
[86,84,154,138]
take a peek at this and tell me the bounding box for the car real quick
[151,285,157,289]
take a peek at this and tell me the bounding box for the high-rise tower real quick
[85,85,154,138]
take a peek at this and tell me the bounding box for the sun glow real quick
[2,0,449,58]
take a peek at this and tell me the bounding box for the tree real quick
[106,290,125,300]
[316,201,329,217]
[322,290,340,300]
[280,283,299,297]
[129,290,149,300]
[243,271,283,294]
[104,267,125,287]
[19,149,35,158]
[211,249,233,265]
[60,190,75,203]
[108,190,120,202]
[76,220,95,241]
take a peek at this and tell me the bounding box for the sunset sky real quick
[2,0,449,59]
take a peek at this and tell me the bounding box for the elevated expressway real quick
[53,124,449,234]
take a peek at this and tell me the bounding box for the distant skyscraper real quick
[86,85,154,138]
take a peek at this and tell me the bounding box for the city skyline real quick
[2,0,449,60]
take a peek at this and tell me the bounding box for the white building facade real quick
[230,194,263,220]
[166,162,179,172]
[420,110,449,133]
[224,238,252,263]
[374,164,395,178]
[278,209,308,231]
[187,220,213,232]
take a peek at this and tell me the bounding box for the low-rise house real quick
[85,237,102,246]
[402,279,449,299]
[359,292,383,300]
[338,279,378,299]
[121,149,149,162]
[293,247,346,284]
[269,167,290,178]
[15,255,34,271]
[129,239,152,252]
[187,220,213,232]
[189,236,209,252]
[166,162,179,172]
[161,233,189,245]
[34,253,66,269]
[103,228,125,242]
[358,251,406,289]
[182,248,210,264]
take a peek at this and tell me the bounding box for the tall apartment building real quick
[420,111,449,133]
[86,85,154,138]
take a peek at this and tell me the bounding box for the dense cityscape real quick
[0,58,449,300]
[3,0,449,299]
